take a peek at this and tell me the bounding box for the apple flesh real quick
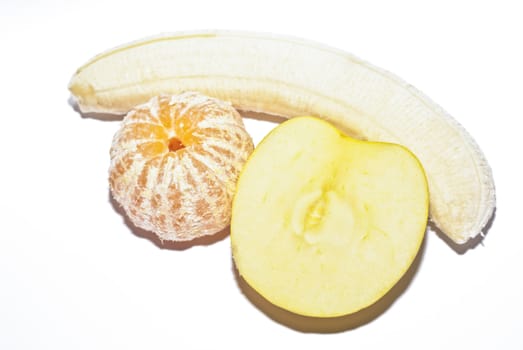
[231,116,429,317]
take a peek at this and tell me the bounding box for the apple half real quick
[231,116,429,317]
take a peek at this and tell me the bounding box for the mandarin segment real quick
[109,92,254,241]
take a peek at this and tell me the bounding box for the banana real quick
[68,30,495,245]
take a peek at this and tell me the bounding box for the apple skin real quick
[231,116,429,318]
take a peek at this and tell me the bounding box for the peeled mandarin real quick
[109,92,254,241]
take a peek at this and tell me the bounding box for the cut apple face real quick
[231,116,429,318]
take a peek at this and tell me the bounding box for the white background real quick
[1,1,522,349]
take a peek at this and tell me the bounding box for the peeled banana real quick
[68,30,495,245]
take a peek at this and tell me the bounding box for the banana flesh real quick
[69,30,495,245]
